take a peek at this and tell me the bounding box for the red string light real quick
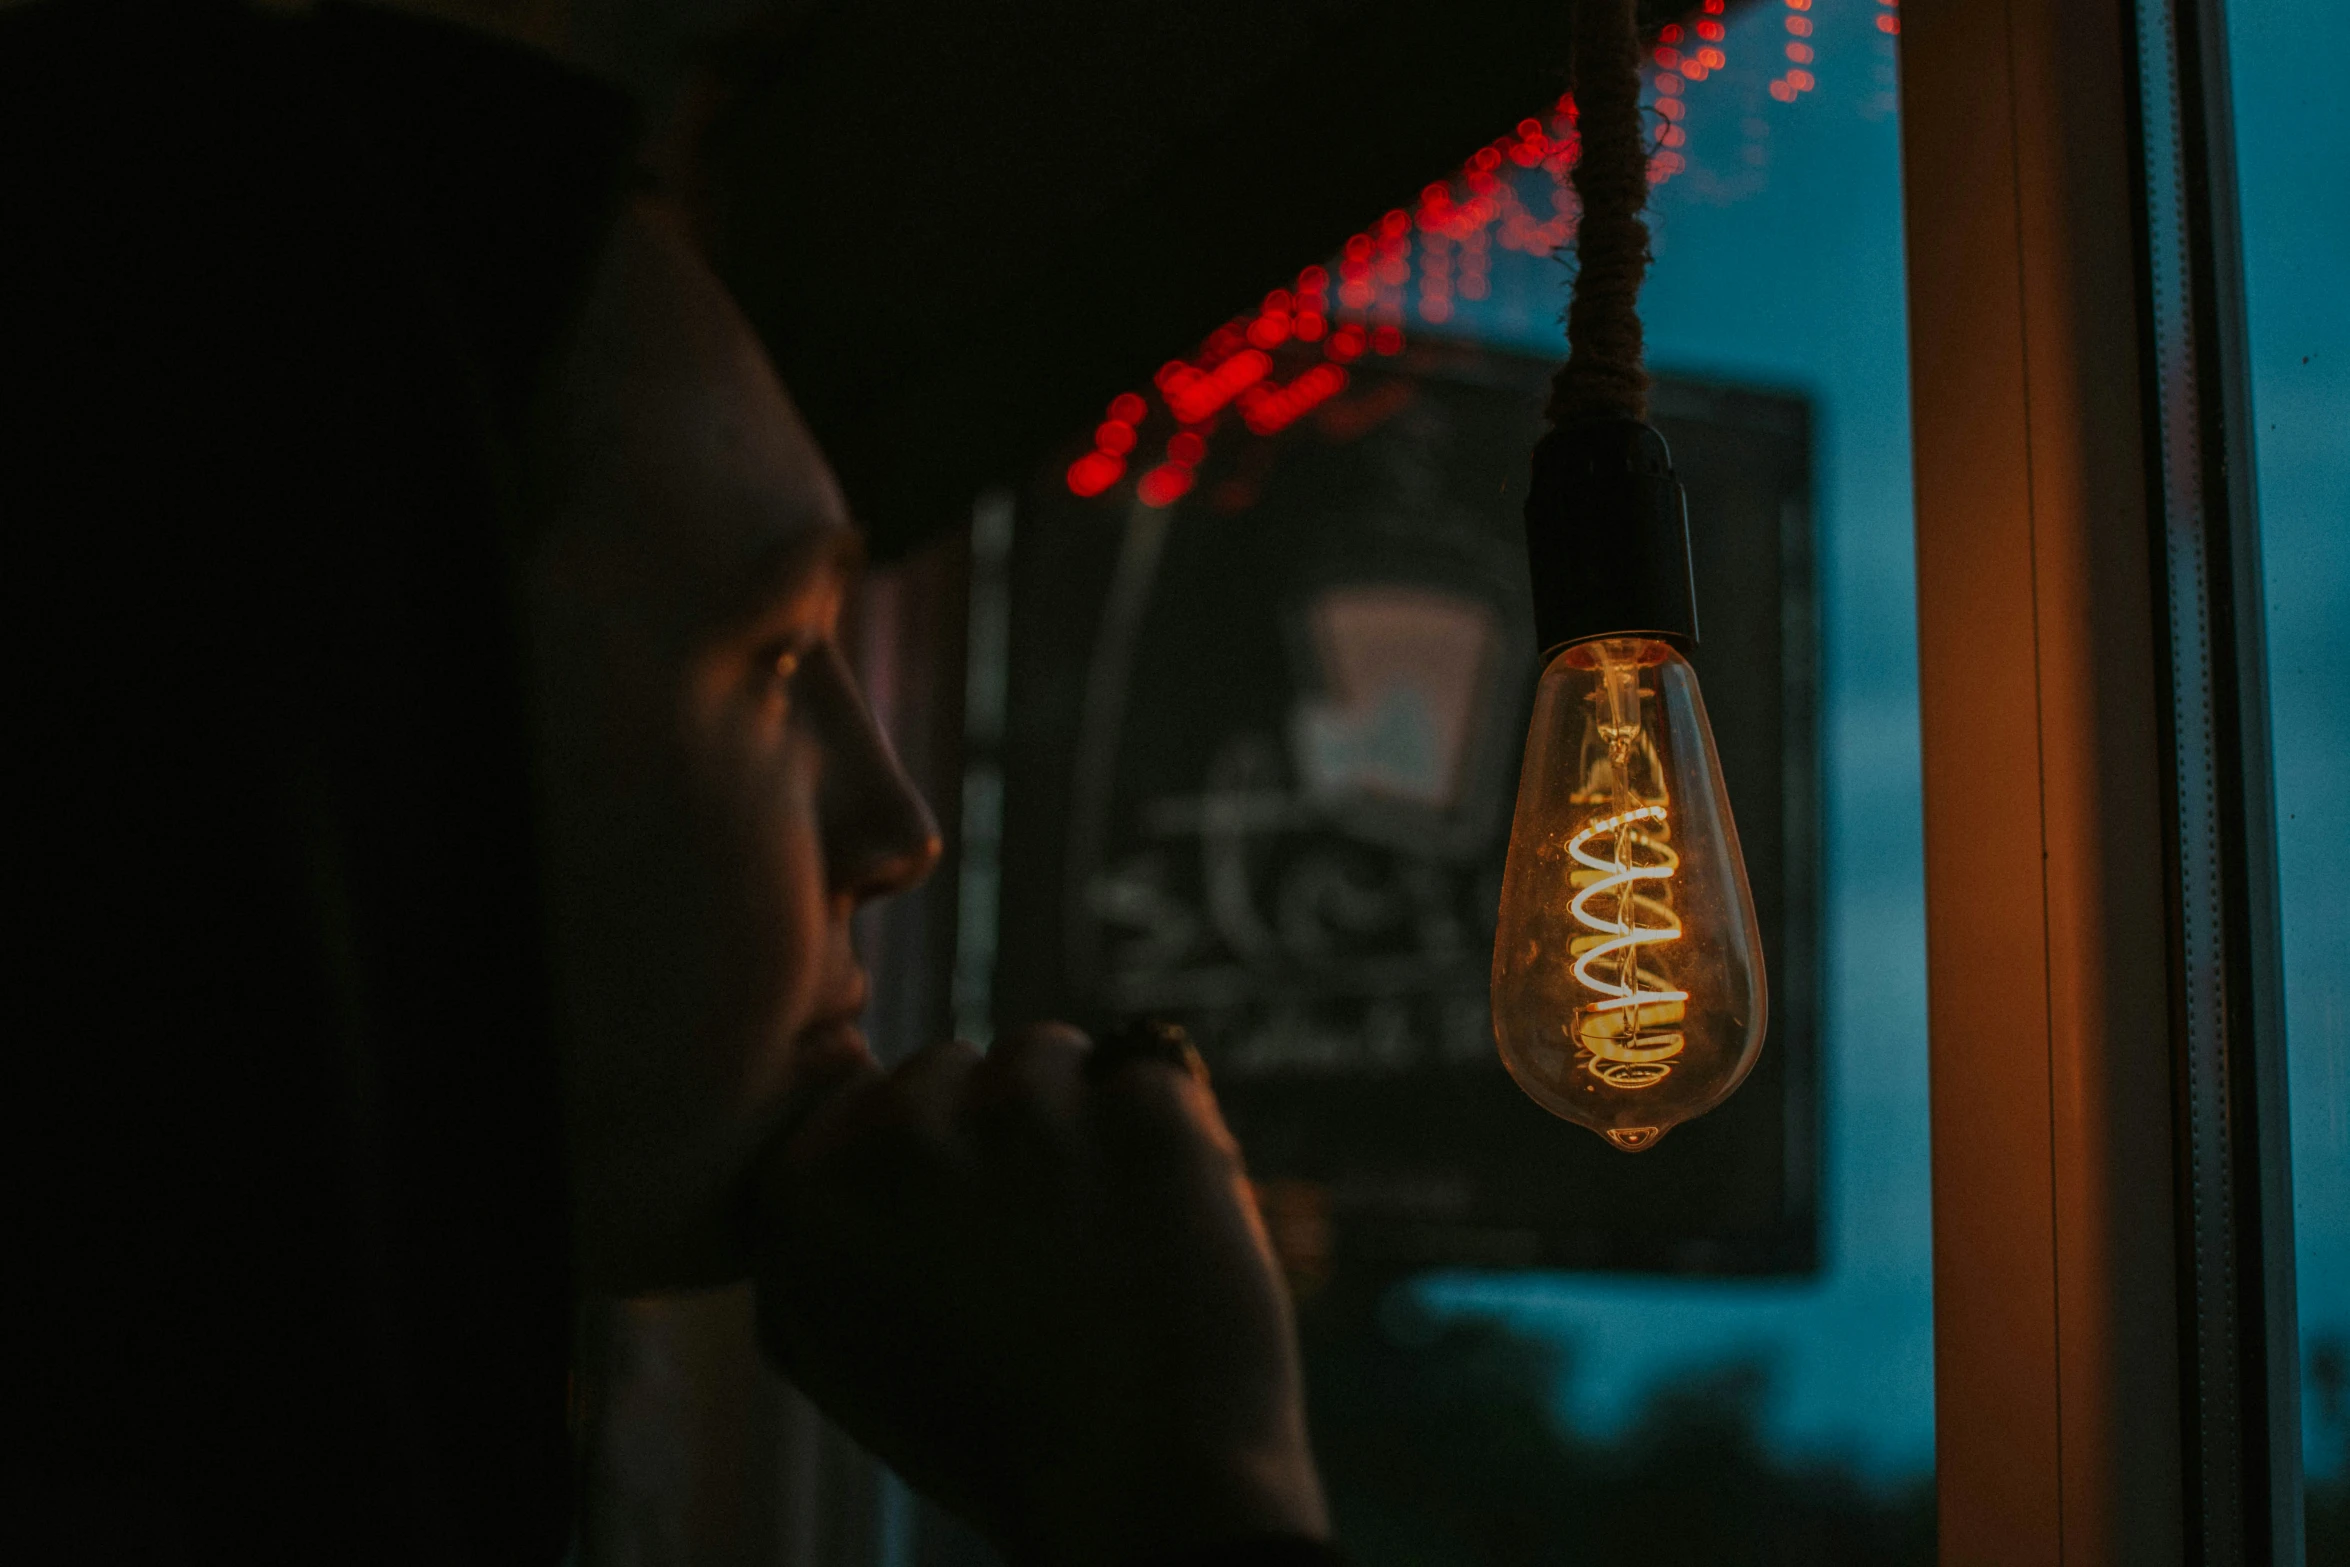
[1768,0,1831,101]
[1067,2,1842,504]
[1066,450,1124,497]
[1237,363,1350,435]
[1136,463,1194,507]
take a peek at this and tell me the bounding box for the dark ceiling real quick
[683,1,1705,556]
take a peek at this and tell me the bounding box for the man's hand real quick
[742,1023,1329,1566]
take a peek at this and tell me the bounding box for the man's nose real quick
[817,648,944,903]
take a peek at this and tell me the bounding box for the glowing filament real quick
[1564,804,1687,1088]
[1492,636,1769,1151]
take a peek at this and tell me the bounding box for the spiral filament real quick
[1493,637,1767,1151]
[1565,804,1688,1088]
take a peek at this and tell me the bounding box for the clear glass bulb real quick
[1491,636,1766,1150]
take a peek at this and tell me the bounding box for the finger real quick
[734,1038,890,1250]
[885,1035,986,1144]
[973,1021,1092,1123]
[745,1038,978,1237]
[784,1034,981,1159]
[1083,1016,1210,1089]
[769,1024,888,1151]
[1092,1046,1246,1178]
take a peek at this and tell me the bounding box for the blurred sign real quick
[991,343,1818,1277]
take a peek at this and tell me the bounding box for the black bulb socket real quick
[1523,416,1700,663]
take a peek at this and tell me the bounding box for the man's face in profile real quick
[525,199,940,1293]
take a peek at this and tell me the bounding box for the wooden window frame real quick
[1900,1,2302,1561]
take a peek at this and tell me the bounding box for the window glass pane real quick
[988,2,1931,1558]
[1410,0,1933,1524]
[2225,1,2350,1552]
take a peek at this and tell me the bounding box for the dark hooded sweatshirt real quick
[6,3,629,1558]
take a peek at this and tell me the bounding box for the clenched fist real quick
[741,1024,1330,1566]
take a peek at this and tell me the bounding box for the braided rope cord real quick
[1548,0,1651,425]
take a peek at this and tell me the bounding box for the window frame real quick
[1900,1,2302,1560]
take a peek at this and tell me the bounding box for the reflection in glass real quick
[1408,0,1937,1530]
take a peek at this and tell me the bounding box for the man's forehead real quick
[727,515,865,620]
[540,196,864,625]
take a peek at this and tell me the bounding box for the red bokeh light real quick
[1158,347,1272,423]
[1137,463,1194,508]
[1068,6,1795,501]
[1237,364,1348,435]
[1067,451,1124,497]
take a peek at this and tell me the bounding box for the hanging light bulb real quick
[1492,0,1765,1150]
[1491,422,1766,1152]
